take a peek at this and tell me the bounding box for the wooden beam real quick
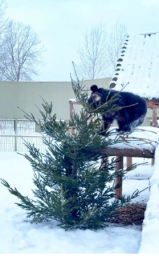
[145,98,159,108]
[153,107,158,127]
[89,146,155,158]
[69,100,81,106]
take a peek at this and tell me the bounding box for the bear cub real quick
[88,85,147,135]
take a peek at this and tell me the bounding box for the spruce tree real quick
[0,77,141,230]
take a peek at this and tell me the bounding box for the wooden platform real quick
[89,128,158,198]
[69,99,159,199]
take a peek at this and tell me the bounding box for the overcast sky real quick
[5,0,159,81]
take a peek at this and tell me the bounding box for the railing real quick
[0,119,35,135]
[0,134,47,153]
[0,119,45,152]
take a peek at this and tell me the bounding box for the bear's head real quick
[87,85,110,106]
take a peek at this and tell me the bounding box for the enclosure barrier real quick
[0,134,47,153]
[0,119,35,135]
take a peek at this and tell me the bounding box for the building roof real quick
[109,32,159,100]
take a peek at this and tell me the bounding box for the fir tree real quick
[0,77,142,230]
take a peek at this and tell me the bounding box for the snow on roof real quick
[109,32,159,100]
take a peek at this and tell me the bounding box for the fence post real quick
[127,157,132,168]
[115,156,123,199]
[151,107,157,165]
[14,119,17,151]
[69,101,76,135]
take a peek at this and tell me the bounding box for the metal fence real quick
[0,134,47,153]
[0,119,35,135]
[0,119,46,152]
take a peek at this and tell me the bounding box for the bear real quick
[87,84,147,135]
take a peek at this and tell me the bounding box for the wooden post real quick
[69,102,75,135]
[89,113,93,123]
[151,107,157,165]
[127,157,132,168]
[115,156,123,199]
[151,158,155,166]
[100,156,108,169]
[69,100,82,135]
[69,102,74,120]
[153,107,158,127]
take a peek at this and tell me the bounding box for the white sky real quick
[5,0,159,81]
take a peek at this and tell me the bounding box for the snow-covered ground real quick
[139,145,159,254]
[0,127,159,254]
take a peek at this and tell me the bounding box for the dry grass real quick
[109,203,146,225]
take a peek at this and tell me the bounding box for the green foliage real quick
[0,78,142,230]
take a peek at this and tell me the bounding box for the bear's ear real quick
[90,85,98,93]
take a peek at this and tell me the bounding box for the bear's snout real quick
[91,93,101,102]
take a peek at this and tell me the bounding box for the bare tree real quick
[106,22,127,75]
[0,0,9,44]
[0,20,44,81]
[75,23,107,80]
[76,21,127,79]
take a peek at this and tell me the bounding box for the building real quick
[0,78,111,121]
[109,32,159,127]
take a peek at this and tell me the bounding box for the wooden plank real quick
[115,156,123,199]
[89,146,155,158]
[145,99,159,108]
